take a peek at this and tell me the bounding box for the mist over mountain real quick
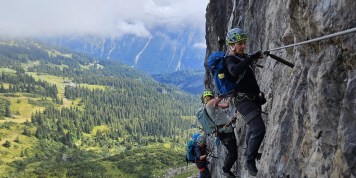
[0,0,208,95]
[38,26,206,75]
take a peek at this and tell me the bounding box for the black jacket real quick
[224,54,260,95]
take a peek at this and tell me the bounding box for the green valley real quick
[0,40,201,177]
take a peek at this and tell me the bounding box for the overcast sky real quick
[0,0,208,38]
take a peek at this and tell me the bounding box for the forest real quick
[0,40,201,177]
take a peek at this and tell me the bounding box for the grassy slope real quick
[0,66,189,177]
[0,43,197,176]
[0,64,110,176]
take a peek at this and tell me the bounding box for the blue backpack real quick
[195,107,217,135]
[186,139,196,163]
[207,51,244,97]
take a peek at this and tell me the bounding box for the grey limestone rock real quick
[205,0,356,177]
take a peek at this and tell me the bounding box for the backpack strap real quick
[224,55,246,82]
[203,107,218,134]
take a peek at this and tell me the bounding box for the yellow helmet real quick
[202,90,213,98]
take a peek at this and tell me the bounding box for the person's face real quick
[203,96,213,104]
[232,40,246,54]
[199,142,206,148]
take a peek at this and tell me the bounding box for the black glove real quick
[249,51,262,60]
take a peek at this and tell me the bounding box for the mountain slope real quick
[38,26,206,74]
[0,39,201,177]
[152,69,205,95]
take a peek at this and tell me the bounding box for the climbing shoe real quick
[243,151,262,161]
[244,159,258,176]
[222,167,237,178]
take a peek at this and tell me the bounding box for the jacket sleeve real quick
[225,56,254,78]
[194,145,202,161]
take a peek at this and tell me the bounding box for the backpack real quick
[195,107,217,135]
[186,139,196,163]
[207,51,244,97]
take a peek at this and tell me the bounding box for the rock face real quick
[205,0,356,177]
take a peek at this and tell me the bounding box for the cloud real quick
[193,42,206,49]
[0,0,208,38]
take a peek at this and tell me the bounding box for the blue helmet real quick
[196,135,207,145]
[192,133,200,140]
[226,27,247,44]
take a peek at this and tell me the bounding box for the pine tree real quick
[5,105,11,117]
[3,140,11,148]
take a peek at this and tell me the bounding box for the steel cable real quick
[267,27,356,52]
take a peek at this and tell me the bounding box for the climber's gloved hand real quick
[248,50,263,60]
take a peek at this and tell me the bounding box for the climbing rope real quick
[267,27,356,52]
[223,112,240,128]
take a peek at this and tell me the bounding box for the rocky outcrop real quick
[205,0,356,177]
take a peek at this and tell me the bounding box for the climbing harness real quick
[235,93,256,101]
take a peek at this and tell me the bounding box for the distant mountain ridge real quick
[38,26,206,75]
[152,69,204,95]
